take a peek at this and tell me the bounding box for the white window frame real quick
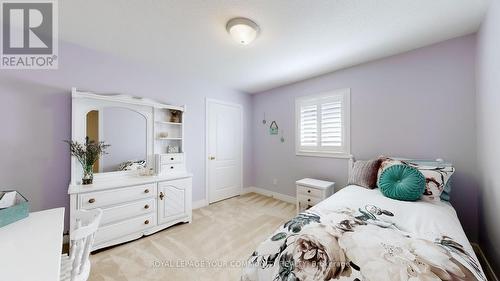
[295,88,351,158]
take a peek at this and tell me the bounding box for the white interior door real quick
[206,99,243,203]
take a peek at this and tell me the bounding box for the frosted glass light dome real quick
[226,18,260,45]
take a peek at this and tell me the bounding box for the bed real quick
[241,184,486,281]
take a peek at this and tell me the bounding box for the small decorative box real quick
[0,191,29,228]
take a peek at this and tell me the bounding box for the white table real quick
[0,208,65,281]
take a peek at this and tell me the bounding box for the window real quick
[295,89,351,158]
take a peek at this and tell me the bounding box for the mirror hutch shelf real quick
[67,88,192,251]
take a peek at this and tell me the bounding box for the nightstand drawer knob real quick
[307,190,311,193]
[307,199,311,202]
[144,204,150,209]
[144,220,150,225]
[88,198,95,203]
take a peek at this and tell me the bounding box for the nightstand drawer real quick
[297,196,321,212]
[297,195,322,206]
[297,185,323,198]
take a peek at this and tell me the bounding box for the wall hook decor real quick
[269,121,278,135]
[280,129,285,143]
[262,112,267,125]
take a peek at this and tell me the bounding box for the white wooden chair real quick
[60,209,103,281]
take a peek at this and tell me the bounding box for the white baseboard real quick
[192,199,208,209]
[243,186,296,204]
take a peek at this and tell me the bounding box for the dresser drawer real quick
[94,213,156,245]
[158,163,185,174]
[80,184,156,209]
[297,185,324,198]
[159,153,184,164]
[99,198,156,226]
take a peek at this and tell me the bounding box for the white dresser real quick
[296,178,335,213]
[69,174,192,251]
[68,89,193,251]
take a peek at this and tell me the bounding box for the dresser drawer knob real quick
[144,220,150,225]
[170,157,174,161]
[170,166,174,169]
[88,198,95,203]
[144,204,150,209]
[307,199,311,202]
[144,189,150,193]
[307,190,311,193]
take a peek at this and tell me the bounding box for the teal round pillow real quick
[378,164,426,201]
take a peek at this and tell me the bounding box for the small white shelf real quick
[155,121,182,125]
[157,137,182,140]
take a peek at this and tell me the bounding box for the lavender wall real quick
[0,42,253,231]
[476,0,500,273]
[251,35,479,241]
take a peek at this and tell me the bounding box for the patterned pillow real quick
[402,160,455,202]
[119,160,146,171]
[348,159,383,189]
[376,157,403,183]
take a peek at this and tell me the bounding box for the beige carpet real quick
[89,192,296,281]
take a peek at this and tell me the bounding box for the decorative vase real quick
[82,165,94,185]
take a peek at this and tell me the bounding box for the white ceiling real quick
[60,0,488,94]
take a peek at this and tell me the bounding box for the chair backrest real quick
[69,209,102,281]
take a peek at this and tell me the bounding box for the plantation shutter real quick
[320,100,342,147]
[296,89,350,157]
[300,104,318,147]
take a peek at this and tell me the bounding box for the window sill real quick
[296,151,353,159]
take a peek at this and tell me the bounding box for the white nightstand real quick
[296,178,335,213]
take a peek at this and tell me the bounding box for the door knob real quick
[209,156,216,160]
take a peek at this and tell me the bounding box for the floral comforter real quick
[242,185,485,281]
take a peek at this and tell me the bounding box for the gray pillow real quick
[348,159,382,189]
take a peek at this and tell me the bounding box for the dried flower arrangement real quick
[65,137,110,185]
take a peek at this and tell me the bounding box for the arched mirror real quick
[86,107,147,173]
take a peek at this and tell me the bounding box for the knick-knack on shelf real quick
[170,110,181,123]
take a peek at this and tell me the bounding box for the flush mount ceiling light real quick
[226,17,260,45]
